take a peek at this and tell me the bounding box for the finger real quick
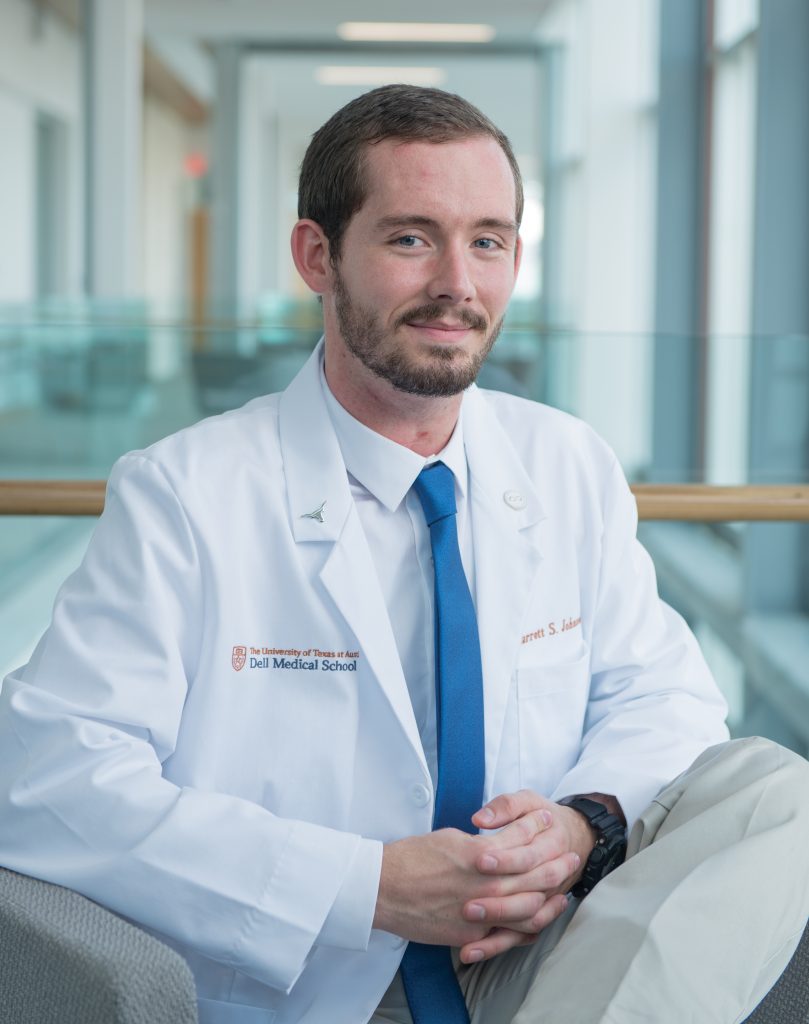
[463,890,546,929]
[473,790,552,830]
[484,845,580,887]
[459,895,570,964]
[459,927,537,964]
[475,852,581,899]
[478,809,552,862]
[475,818,561,874]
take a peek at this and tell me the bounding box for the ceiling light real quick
[316,66,448,87]
[337,22,496,43]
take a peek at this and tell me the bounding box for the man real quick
[0,86,807,1024]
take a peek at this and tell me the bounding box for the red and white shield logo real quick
[232,645,247,672]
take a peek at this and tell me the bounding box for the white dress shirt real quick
[320,359,477,788]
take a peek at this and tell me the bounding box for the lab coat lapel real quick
[278,346,427,770]
[463,388,546,799]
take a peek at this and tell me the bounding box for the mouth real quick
[409,320,467,330]
[405,323,475,344]
[396,303,489,343]
[404,319,484,342]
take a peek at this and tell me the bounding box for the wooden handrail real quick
[0,481,105,517]
[0,480,808,521]
[631,484,809,521]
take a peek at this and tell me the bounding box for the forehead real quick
[358,136,517,224]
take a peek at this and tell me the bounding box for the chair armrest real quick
[0,866,197,1024]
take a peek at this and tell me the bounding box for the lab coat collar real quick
[279,341,354,544]
[278,341,429,775]
[463,385,546,532]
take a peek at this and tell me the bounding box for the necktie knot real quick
[413,462,457,526]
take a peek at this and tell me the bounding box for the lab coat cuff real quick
[317,837,383,950]
[234,819,368,992]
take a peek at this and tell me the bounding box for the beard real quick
[333,268,503,398]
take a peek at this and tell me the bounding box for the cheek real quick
[478,272,516,314]
[343,262,417,313]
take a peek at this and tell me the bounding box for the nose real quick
[427,243,475,304]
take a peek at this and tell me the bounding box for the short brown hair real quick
[298,84,524,261]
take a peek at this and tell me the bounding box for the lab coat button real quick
[503,490,526,510]
[410,783,431,807]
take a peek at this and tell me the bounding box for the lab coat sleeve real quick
[0,453,381,992]
[549,453,729,828]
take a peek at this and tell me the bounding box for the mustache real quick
[395,303,488,332]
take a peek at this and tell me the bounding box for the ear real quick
[290,219,333,294]
[513,233,523,278]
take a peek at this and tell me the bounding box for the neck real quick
[324,338,462,457]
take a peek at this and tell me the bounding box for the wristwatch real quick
[558,796,628,898]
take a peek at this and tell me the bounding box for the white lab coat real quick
[0,344,728,1024]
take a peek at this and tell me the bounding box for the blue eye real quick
[396,235,421,247]
[473,238,496,249]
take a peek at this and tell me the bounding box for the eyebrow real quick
[374,214,519,235]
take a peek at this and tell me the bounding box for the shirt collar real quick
[319,350,468,512]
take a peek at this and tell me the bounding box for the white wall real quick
[141,95,192,314]
[0,0,83,301]
[141,94,200,376]
[704,8,759,485]
[0,0,204,322]
[0,91,35,302]
[537,0,660,478]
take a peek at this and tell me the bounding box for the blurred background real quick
[1,0,807,752]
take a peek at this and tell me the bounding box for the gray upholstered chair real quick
[0,863,806,1022]
[744,922,809,1023]
[0,866,197,1023]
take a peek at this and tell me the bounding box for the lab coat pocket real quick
[516,652,591,794]
[197,997,277,1024]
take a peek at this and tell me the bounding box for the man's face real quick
[325,136,521,398]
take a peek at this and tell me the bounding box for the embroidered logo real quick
[231,644,360,673]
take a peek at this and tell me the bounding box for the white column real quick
[208,42,242,322]
[82,0,143,298]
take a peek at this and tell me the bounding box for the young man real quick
[0,86,807,1024]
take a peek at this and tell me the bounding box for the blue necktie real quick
[400,462,486,1024]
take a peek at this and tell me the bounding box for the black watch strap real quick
[559,796,628,898]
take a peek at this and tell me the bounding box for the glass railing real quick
[2,305,808,486]
[1,306,808,751]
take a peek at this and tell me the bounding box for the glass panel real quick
[1,317,808,482]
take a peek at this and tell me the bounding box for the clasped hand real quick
[373,790,596,964]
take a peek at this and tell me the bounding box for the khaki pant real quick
[372,738,809,1024]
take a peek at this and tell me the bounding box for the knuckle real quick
[506,848,530,874]
[478,876,504,900]
[530,891,546,913]
[492,900,508,923]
